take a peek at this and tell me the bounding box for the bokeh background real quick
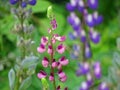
[0,0,120,90]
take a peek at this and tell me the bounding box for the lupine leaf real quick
[21,56,38,69]
[19,76,31,90]
[8,68,15,90]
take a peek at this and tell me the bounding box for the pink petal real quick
[37,70,47,79]
[52,61,58,68]
[49,73,54,81]
[42,57,49,67]
[59,75,67,82]
[47,45,53,54]
[58,70,66,78]
[41,37,48,45]
[60,59,69,66]
[57,44,65,54]
[37,44,46,53]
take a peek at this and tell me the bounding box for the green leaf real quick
[21,56,38,69]
[32,0,51,13]
[8,68,15,90]
[19,77,32,90]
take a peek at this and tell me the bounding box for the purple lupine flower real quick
[70,52,79,59]
[72,16,81,31]
[78,0,85,13]
[78,62,90,74]
[87,0,98,10]
[67,15,75,25]
[79,81,89,90]
[80,30,86,42]
[73,44,80,51]
[37,70,47,79]
[85,42,92,58]
[9,0,18,5]
[86,73,93,87]
[93,12,103,25]
[86,14,95,27]
[89,29,100,44]
[21,2,27,8]
[98,82,109,90]
[70,44,80,59]
[66,0,77,11]
[69,31,78,40]
[93,62,102,79]
[76,68,82,76]
[28,0,37,6]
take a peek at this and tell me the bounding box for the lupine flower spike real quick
[37,6,69,90]
[66,0,109,90]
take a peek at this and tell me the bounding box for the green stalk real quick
[50,32,56,90]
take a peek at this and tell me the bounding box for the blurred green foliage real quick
[0,0,120,90]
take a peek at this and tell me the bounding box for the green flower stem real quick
[50,31,56,90]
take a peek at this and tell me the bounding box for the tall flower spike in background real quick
[8,0,38,90]
[66,0,109,90]
[37,6,68,90]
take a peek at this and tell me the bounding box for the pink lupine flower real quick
[47,45,53,54]
[57,62,62,70]
[59,56,69,66]
[49,73,54,81]
[59,75,67,82]
[55,36,66,42]
[58,70,66,78]
[37,70,47,79]
[37,44,46,53]
[57,44,66,54]
[52,60,58,68]
[51,19,57,30]
[42,57,49,68]
[41,36,48,45]
[52,37,56,44]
